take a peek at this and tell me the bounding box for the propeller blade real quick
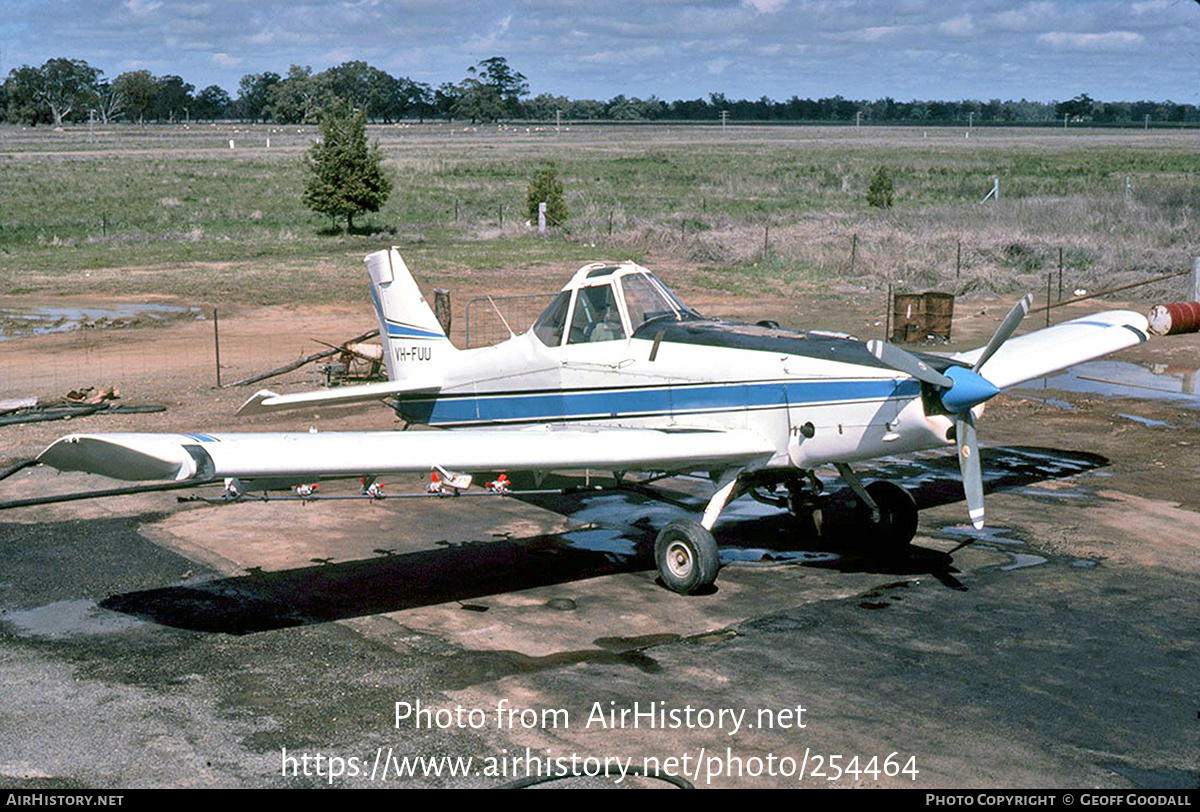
[973,294,1034,373]
[956,412,985,529]
[866,340,954,388]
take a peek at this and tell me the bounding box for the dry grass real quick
[1,122,1197,306]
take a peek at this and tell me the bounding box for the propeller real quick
[869,294,1033,529]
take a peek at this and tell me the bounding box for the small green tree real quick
[526,162,568,227]
[302,106,393,231]
[866,165,894,209]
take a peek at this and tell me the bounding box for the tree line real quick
[3,56,1198,128]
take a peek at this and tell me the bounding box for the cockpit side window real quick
[532,290,571,347]
[567,284,626,344]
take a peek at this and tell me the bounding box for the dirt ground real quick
[1,266,1197,789]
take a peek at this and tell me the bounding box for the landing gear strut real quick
[859,480,918,552]
[786,465,918,551]
[651,465,919,595]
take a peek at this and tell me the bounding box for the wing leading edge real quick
[38,426,777,483]
[952,309,1149,390]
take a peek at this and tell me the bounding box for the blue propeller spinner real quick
[866,294,1034,529]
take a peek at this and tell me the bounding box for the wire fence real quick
[0,314,378,399]
[464,293,557,348]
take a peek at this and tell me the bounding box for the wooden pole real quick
[1028,268,1190,314]
[1045,274,1052,328]
[885,283,892,341]
[1058,247,1064,301]
[213,308,222,388]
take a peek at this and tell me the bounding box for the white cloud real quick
[991,3,1057,33]
[321,47,357,63]
[742,0,788,14]
[123,0,163,15]
[468,14,513,51]
[821,25,903,44]
[1131,0,1172,13]
[1037,31,1144,51]
[212,52,242,67]
[938,15,975,37]
[708,58,731,75]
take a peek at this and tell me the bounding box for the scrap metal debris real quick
[225,328,382,388]
[0,387,164,427]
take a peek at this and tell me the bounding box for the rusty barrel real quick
[1148,301,1200,336]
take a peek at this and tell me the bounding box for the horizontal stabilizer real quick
[236,379,441,416]
[39,426,776,483]
[952,310,1149,390]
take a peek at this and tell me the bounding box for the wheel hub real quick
[667,542,693,577]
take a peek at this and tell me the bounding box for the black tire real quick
[654,519,720,594]
[862,481,919,550]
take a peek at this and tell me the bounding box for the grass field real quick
[1,122,1197,307]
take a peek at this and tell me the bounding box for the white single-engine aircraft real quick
[39,248,1151,594]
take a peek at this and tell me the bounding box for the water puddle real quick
[720,548,839,565]
[1014,360,1200,408]
[940,525,1048,571]
[0,303,203,341]
[1117,414,1176,429]
[1,598,148,638]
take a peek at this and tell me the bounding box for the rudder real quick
[364,247,457,382]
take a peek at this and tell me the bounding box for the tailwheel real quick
[654,519,720,595]
[861,481,918,552]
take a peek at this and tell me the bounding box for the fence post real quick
[885,284,892,341]
[538,202,547,233]
[213,308,222,388]
[434,289,452,335]
[1058,248,1064,301]
[1045,274,1052,328]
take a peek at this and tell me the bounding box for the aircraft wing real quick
[235,379,441,416]
[952,309,1149,390]
[37,426,777,483]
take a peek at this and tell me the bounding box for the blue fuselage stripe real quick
[397,379,920,425]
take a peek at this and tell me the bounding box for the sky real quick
[2,0,1198,104]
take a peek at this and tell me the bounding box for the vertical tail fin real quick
[365,247,457,382]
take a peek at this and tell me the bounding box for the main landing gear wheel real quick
[861,481,919,552]
[655,519,720,595]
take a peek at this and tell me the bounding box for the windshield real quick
[620,273,698,333]
[532,290,571,346]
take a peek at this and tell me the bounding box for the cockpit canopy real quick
[532,261,700,347]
